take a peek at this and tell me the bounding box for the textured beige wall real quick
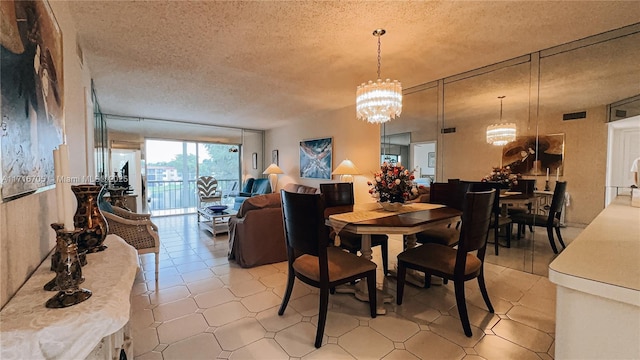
[266,106,380,204]
[0,2,93,309]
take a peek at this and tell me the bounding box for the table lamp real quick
[263,163,284,193]
[332,159,361,183]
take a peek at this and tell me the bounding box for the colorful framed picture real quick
[299,137,332,179]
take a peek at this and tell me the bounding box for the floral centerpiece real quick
[368,162,418,204]
[482,166,520,189]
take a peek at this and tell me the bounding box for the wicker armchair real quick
[102,207,160,280]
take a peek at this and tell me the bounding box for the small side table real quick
[197,208,238,236]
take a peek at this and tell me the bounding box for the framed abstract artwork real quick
[251,152,258,169]
[299,137,332,179]
[272,150,279,166]
[427,152,436,168]
[502,133,565,176]
[1,0,65,200]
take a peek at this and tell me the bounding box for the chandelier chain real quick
[377,34,382,79]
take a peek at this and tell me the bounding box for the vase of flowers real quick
[482,166,521,190]
[368,162,418,210]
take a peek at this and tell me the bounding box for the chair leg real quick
[517,224,522,240]
[366,272,377,318]
[477,271,494,313]
[154,251,159,282]
[506,224,511,248]
[555,226,566,249]
[546,226,559,254]
[396,262,406,305]
[494,225,499,256]
[278,271,295,315]
[381,241,389,276]
[454,280,472,337]
[424,273,432,289]
[315,287,329,348]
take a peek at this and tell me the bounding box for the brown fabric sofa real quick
[228,183,318,267]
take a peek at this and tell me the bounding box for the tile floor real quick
[130,214,580,360]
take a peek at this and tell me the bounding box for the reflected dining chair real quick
[510,181,567,254]
[279,190,377,348]
[320,183,390,275]
[396,189,496,337]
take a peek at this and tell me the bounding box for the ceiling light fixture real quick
[486,96,516,146]
[356,29,402,124]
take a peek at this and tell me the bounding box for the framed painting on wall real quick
[272,150,279,166]
[1,0,65,200]
[502,134,565,176]
[299,137,332,179]
[427,152,436,168]
[252,152,258,169]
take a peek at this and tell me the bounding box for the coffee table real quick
[197,207,237,236]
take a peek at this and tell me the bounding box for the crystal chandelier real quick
[356,29,402,124]
[486,96,516,146]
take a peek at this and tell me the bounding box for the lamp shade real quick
[263,163,284,175]
[331,159,361,175]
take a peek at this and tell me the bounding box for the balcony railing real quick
[146,178,238,212]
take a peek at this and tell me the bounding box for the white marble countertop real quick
[549,197,640,306]
[0,235,138,359]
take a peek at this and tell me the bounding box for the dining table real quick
[326,202,462,314]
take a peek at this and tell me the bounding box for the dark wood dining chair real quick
[320,183,389,275]
[510,181,567,254]
[414,181,469,247]
[396,189,495,337]
[279,190,377,348]
[465,181,512,255]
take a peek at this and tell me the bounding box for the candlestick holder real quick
[45,229,92,308]
[544,180,550,191]
[48,224,86,274]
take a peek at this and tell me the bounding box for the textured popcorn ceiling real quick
[67,1,640,131]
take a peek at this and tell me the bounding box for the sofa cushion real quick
[241,178,255,193]
[236,192,281,218]
[250,178,271,195]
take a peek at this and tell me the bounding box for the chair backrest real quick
[465,181,501,219]
[320,183,354,207]
[457,190,495,255]
[241,178,255,193]
[251,178,272,194]
[197,176,219,198]
[549,181,567,221]
[430,181,471,211]
[280,190,330,259]
[511,179,536,195]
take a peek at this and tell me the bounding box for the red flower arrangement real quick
[482,166,521,188]
[367,162,418,203]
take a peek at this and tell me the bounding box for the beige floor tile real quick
[203,301,249,326]
[153,297,198,322]
[149,285,191,305]
[256,306,302,332]
[241,290,283,312]
[538,352,554,360]
[131,308,155,331]
[449,303,500,331]
[382,349,421,360]
[162,333,222,359]
[186,277,225,295]
[194,287,237,308]
[404,331,465,360]
[462,355,487,360]
[507,305,555,333]
[275,322,323,357]
[175,261,208,274]
[133,350,163,360]
[131,282,149,296]
[464,287,513,315]
[369,313,421,342]
[215,318,267,351]
[518,290,556,317]
[484,280,525,303]
[339,327,395,359]
[131,293,151,310]
[473,334,541,360]
[393,297,442,325]
[260,272,289,288]
[132,326,159,357]
[247,264,280,279]
[492,319,553,352]
[498,267,540,292]
[211,263,241,276]
[289,294,321,317]
[310,312,360,337]
[229,338,289,360]
[147,274,185,291]
[429,315,484,348]
[412,286,458,313]
[181,268,216,283]
[228,279,266,297]
[302,344,356,359]
[156,313,208,344]
[219,269,255,285]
